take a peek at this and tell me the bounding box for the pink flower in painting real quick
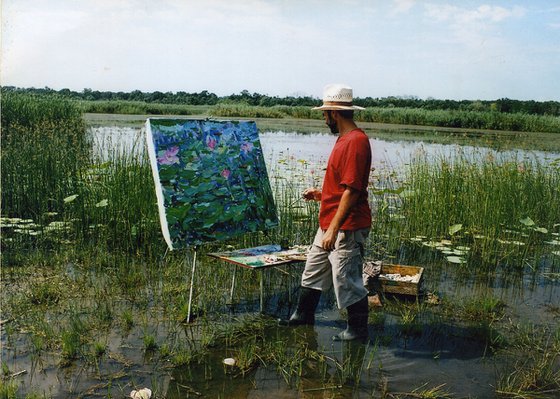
[221,169,231,179]
[240,142,253,154]
[207,137,217,150]
[158,146,180,165]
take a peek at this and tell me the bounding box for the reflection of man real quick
[279,84,372,341]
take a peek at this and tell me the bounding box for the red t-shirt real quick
[319,129,372,231]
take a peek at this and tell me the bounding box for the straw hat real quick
[312,83,365,111]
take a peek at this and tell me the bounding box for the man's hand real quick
[302,188,321,201]
[321,186,361,251]
[321,227,338,251]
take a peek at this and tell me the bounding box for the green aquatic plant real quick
[143,334,158,352]
[496,325,560,398]
[381,153,560,268]
[1,92,90,218]
[0,378,19,399]
[60,316,87,364]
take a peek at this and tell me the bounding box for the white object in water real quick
[223,357,237,366]
[130,388,152,399]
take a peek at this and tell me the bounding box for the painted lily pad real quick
[146,119,278,249]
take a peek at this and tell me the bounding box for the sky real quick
[1,0,559,101]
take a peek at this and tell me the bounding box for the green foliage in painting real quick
[147,119,278,248]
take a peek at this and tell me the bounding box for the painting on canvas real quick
[145,118,278,249]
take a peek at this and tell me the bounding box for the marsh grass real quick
[60,313,88,364]
[369,152,560,267]
[1,92,90,218]
[0,378,19,399]
[142,334,158,352]
[496,324,560,398]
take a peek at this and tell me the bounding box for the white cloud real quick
[392,0,416,14]
[423,3,526,50]
[425,4,525,24]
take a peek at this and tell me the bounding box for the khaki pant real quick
[301,227,369,309]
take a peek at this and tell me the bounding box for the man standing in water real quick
[279,84,372,341]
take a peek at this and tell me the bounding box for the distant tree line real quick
[2,86,559,116]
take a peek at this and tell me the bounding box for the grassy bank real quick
[77,99,211,116]
[208,104,560,134]
[78,99,560,134]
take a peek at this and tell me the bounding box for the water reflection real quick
[89,128,560,169]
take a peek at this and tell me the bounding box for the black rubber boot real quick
[332,296,369,341]
[278,287,321,326]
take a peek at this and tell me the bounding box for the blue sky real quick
[2,0,559,100]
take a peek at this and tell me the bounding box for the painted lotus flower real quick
[221,169,231,179]
[147,119,278,249]
[158,146,180,165]
[207,137,217,150]
[240,142,253,154]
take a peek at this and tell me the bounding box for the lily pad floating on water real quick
[498,239,526,246]
[520,217,535,227]
[95,199,109,208]
[422,241,442,248]
[448,223,463,236]
[446,256,466,264]
[63,194,79,203]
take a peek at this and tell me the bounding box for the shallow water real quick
[2,251,559,398]
[89,127,560,170]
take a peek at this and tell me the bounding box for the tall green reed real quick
[401,154,559,236]
[67,145,161,253]
[375,152,560,267]
[1,92,90,219]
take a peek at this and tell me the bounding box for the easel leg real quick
[187,249,197,323]
[229,266,237,305]
[260,270,264,313]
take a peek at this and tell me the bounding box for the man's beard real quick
[327,121,338,134]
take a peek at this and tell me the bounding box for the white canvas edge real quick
[145,118,174,250]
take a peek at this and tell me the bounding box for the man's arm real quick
[321,186,361,250]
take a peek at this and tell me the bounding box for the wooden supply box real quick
[378,264,424,296]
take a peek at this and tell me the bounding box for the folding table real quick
[207,244,307,312]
